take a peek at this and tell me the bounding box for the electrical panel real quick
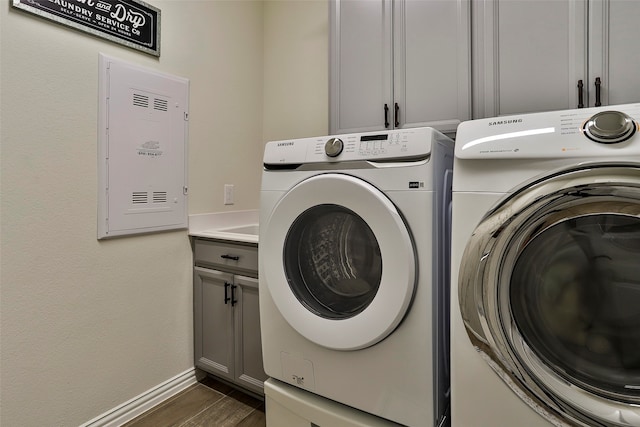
[98,54,189,239]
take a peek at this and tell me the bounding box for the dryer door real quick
[261,173,416,351]
[460,165,640,427]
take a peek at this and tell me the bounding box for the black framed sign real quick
[12,0,160,57]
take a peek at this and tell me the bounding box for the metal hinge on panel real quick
[184,112,189,121]
[183,186,188,195]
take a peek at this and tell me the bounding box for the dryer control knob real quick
[583,110,636,144]
[325,138,344,157]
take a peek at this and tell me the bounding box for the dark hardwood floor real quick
[122,376,266,427]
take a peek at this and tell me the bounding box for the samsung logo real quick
[277,142,295,147]
[488,119,523,126]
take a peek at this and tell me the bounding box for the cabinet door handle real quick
[230,285,238,306]
[384,104,390,128]
[220,254,239,261]
[224,282,231,304]
[394,102,400,127]
[595,77,602,107]
[577,80,584,108]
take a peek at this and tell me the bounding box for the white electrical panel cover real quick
[98,54,189,239]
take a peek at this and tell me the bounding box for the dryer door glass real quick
[283,204,382,319]
[459,166,640,425]
[510,213,640,398]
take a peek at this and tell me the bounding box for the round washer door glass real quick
[261,173,416,351]
[284,204,382,319]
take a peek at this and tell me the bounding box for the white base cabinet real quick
[193,239,267,395]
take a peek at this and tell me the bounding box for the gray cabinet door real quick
[330,0,470,135]
[194,267,235,382]
[472,0,587,118]
[233,275,268,394]
[330,0,393,133]
[393,0,471,133]
[473,0,640,118]
[588,0,640,107]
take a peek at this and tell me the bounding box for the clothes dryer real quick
[452,104,640,426]
[260,127,453,427]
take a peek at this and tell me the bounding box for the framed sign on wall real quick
[12,0,160,57]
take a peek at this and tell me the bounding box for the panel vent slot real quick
[132,192,148,204]
[133,93,149,108]
[153,191,167,203]
[154,98,168,112]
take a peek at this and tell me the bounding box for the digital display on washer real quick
[360,134,388,141]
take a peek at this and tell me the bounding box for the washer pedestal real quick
[265,379,400,427]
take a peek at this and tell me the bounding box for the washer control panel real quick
[264,127,445,165]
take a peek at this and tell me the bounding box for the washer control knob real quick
[583,110,636,144]
[325,138,344,157]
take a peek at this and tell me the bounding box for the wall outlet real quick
[224,184,234,205]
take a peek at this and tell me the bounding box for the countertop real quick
[188,210,259,244]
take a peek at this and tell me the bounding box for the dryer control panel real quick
[456,103,640,159]
[263,127,449,165]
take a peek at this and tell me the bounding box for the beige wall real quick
[0,2,210,423]
[187,1,265,215]
[0,1,328,425]
[263,0,329,142]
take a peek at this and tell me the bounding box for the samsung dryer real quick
[452,104,640,426]
[259,127,453,427]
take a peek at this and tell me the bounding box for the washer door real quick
[262,173,416,351]
[460,165,640,427]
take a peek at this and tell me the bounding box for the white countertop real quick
[188,210,259,244]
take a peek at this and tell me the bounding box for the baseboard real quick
[80,367,200,427]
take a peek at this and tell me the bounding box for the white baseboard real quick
[80,368,199,427]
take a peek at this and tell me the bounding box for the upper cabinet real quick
[329,0,471,135]
[589,0,640,108]
[473,0,640,118]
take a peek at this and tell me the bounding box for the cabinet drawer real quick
[194,239,258,274]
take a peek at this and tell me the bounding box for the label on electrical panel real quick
[137,140,163,157]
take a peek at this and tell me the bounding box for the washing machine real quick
[451,104,640,427]
[259,127,453,427]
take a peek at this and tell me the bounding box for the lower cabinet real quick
[193,239,267,395]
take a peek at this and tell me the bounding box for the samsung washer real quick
[259,127,453,427]
[451,104,640,426]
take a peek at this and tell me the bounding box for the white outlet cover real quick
[224,184,234,205]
